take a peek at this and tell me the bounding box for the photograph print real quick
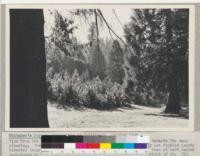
[8,5,192,129]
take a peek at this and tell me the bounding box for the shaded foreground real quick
[48,103,188,128]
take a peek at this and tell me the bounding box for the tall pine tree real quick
[88,23,106,79]
[107,40,125,84]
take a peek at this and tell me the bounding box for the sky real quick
[44,8,133,44]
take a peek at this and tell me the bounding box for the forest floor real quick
[48,103,188,128]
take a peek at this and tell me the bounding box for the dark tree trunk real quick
[165,75,181,114]
[164,10,181,114]
[10,9,49,127]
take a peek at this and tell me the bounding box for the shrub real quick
[64,85,80,106]
[47,69,132,110]
[85,89,100,108]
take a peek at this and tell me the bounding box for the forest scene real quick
[10,8,189,128]
[44,8,189,128]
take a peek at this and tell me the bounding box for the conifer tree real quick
[107,40,125,84]
[124,9,189,113]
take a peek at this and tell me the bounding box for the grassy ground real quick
[48,103,188,128]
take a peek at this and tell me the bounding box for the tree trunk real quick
[164,10,181,114]
[10,9,49,127]
[165,75,181,114]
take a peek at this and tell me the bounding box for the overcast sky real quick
[44,8,132,44]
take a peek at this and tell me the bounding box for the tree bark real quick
[164,10,181,114]
[10,9,49,127]
[165,75,181,114]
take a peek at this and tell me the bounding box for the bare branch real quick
[97,9,127,46]
[94,9,100,50]
[108,29,114,41]
[112,9,123,27]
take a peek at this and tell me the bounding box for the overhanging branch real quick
[97,9,127,46]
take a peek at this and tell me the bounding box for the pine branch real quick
[97,9,127,46]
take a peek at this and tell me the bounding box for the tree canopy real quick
[124,9,189,113]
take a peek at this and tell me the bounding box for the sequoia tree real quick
[124,9,189,113]
[10,9,49,127]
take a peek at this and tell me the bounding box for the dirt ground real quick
[48,103,188,128]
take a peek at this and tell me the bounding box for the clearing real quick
[48,103,188,128]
